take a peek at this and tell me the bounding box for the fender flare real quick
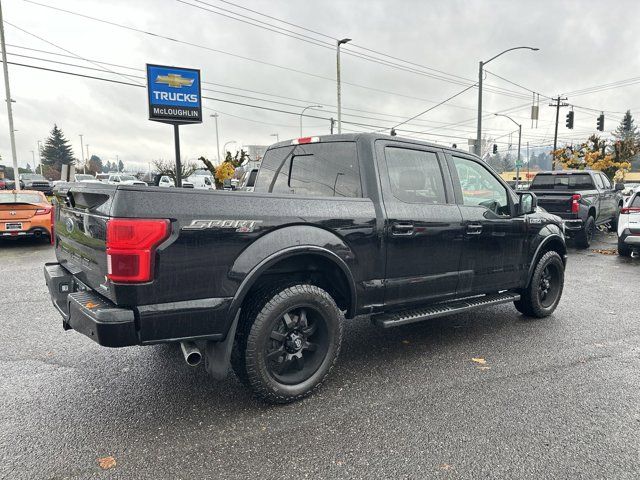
[525,233,566,288]
[228,244,358,322]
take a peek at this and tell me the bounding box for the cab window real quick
[593,174,605,189]
[384,147,446,204]
[452,156,510,216]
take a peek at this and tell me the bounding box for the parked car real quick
[187,175,215,190]
[74,174,102,183]
[1,190,53,241]
[45,133,567,403]
[181,180,194,188]
[238,168,259,192]
[529,170,624,248]
[0,177,15,190]
[617,190,640,257]
[157,175,175,188]
[107,174,147,186]
[95,173,110,183]
[19,173,52,195]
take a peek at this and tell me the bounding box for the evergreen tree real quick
[118,159,124,172]
[41,125,75,169]
[612,110,640,169]
[25,163,32,172]
[87,155,103,175]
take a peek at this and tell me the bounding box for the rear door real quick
[597,173,616,221]
[376,141,464,308]
[446,153,525,294]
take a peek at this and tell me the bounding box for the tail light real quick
[291,136,319,145]
[571,194,581,214]
[50,205,55,245]
[35,207,51,215]
[106,218,171,283]
[620,207,640,214]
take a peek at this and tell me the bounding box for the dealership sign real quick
[146,64,202,124]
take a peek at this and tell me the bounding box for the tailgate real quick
[533,191,573,215]
[53,183,115,297]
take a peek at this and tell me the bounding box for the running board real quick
[373,292,521,329]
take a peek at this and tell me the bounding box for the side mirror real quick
[615,183,624,191]
[517,192,537,215]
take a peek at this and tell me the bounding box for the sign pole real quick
[173,124,182,187]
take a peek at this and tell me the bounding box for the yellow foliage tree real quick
[554,134,631,181]
[214,162,235,183]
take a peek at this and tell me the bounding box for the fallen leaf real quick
[85,301,99,309]
[477,366,491,371]
[402,340,410,345]
[591,249,617,255]
[440,463,454,471]
[97,456,116,470]
[471,357,486,365]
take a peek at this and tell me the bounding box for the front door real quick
[447,154,525,295]
[378,142,464,309]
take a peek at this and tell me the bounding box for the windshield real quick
[120,175,137,181]
[75,174,93,181]
[0,192,44,204]
[530,173,594,190]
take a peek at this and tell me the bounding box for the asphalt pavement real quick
[1,231,638,479]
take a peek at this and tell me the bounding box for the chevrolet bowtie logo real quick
[155,73,194,88]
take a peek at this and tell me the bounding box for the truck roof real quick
[535,170,597,175]
[267,133,477,158]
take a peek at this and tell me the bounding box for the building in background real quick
[242,145,268,162]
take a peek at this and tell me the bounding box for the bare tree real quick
[152,159,198,183]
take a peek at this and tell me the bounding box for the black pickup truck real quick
[45,133,567,403]
[529,170,624,248]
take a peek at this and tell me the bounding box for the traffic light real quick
[596,113,604,132]
[565,110,574,129]
[492,144,498,154]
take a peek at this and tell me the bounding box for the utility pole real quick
[549,96,568,170]
[210,113,221,163]
[86,144,90,162]
[330,117,335,134]
[0,1,20,189]
[336,38,351,134]
[79,134,85,174]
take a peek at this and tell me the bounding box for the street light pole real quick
[0,1,19,189]
[336,38,351,134]
[476,46,539,157]
[210,113,221,164]
[300,105,322,137]
[495,113,522,189]
[79,134,85,174]
[37,140,42,175]
[86,144,90,162]
[222,140,237,161]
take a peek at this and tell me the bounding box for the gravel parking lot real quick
[1,231,638,479]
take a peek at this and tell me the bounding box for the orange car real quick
[0,190,53,242]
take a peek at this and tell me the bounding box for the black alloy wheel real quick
[537,263,561,308]
[265,306,329,385]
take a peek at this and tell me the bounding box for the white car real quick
[107,174,146,186]
[187,175,215,189]
[617,191,640,257]
[74,174,102,183]
[158,175,175,187]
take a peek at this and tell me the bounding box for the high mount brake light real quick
[106,218,170,283]
[291,136,319,145]
[571,194,581,214]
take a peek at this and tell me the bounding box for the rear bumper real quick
[44,263,138,347]
[619,229,640,246]
[1,226,51,238]
[562,218,583,233]
[44,262,232,347]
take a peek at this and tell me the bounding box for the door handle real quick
[466,224,483,235]
[391,222,414,235]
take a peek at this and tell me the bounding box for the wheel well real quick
[588,207,596,219]
[241,253,354,318]
[538,237,567,265]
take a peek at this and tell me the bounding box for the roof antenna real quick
[390,128,397,136]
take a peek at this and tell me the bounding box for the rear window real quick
[255,142,361,197]
[530,173,594,190]
[0,192,44,204]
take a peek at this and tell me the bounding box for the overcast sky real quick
[1,0,639,172]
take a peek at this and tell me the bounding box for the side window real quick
[384,147,446,204]
[288,142,361,197]
[256,142,361,197]
[593,174,604,190]
[452,156,510,216]
[600,174,612,189]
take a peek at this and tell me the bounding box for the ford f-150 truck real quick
[45,133,567,403]
[529,170,624,248]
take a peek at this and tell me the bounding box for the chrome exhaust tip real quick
[180,341,202,367]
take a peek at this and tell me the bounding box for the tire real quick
[618,238,632,257]
[575,216,595,249]
[231,283,343,404]
[515,250,564,318]
[609,208,621,232]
